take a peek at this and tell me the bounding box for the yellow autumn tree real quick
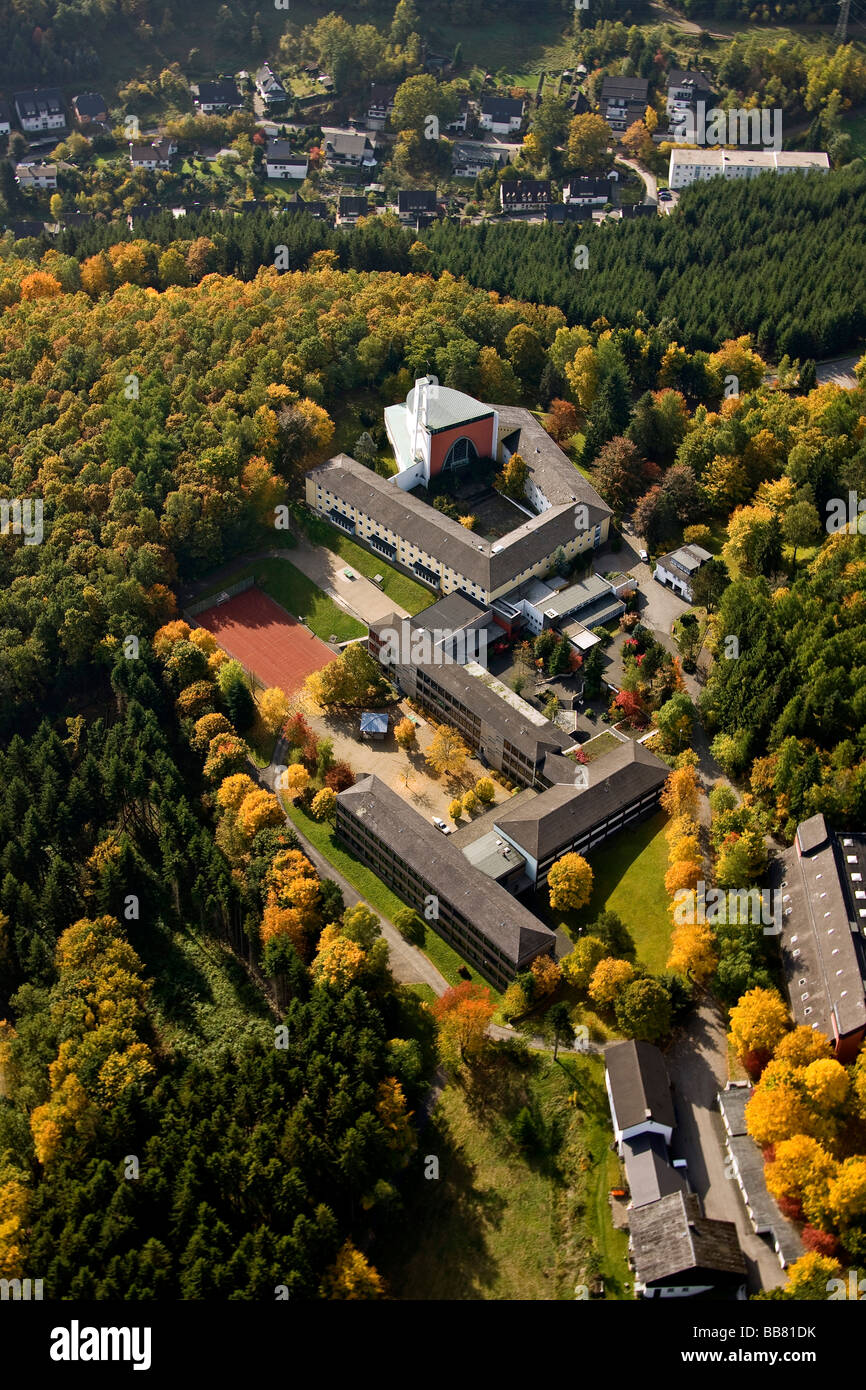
[660,765,700,820]
[784,1251,843,1300]
[826,1156,866,1233]
[530,953,561,999]
[192,711,233,752]
[728,987,790,1063]
[260,904,308,958]
[376,1077,415,1156]
[312,925,365,989]
[322,1240,385,1299]
[774,1026,834,1069]
[236,788,284,838]
[745,1078,819,1148]
[216,772,258,813]
[283,764,310,800]
[153,619,191,657]
[802,1058,850,1113]
[765,1134,837,1215]
[560,935,607,991]
[547,852,593,911]
[589,958,635,1010]
[667,922,719,986]
[424,725,469,779]
[311,787,337,821]
[259,686,290,734]
[0,1177,29,1279]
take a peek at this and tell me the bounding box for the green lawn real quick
[581,730,623,763]
[191,557,365,644]
[374,1050,631,1300]
[298,511,432,616]
[281,800,500,999]
[538,811,671,974]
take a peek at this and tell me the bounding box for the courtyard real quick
[291,685,518,826]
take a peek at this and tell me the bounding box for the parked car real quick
[638,548,649,562]
[659,189,672,201]
[432,816,450,833]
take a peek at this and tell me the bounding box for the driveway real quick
[816,353,861,390]
[616,156,657,204]
[667,1000,786,1294]
[289,535,410,626]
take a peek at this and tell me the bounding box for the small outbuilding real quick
[360,711,389,739]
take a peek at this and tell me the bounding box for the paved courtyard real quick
[292,688,517,826]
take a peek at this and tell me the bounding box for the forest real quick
[8,164,862,361]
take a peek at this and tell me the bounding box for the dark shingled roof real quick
[337,775,556,966]
[369,614,575,765]
[604,1039,675,1136]
[629,1191,746,1287]
[494,740,667,861]
[622,1133,687,1208]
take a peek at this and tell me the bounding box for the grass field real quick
[192,557,365,643]
[374,1050,631,1300]
[299,511,432,615]
[281,799,500,998]
[538,810,671,974]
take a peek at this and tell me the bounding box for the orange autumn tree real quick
[433,982,495,1065]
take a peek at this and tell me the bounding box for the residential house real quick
[366,83,396,130]
[255,63,288,106]
[282,197,328,219]
[324,129,378,169]
[653,543,712,600]
[15,161,57,190]
[397,188,438,226]
[336,774,557,988]
[604,1040,676,1152]
[193,79,242,113]
[8,219,48,240]
[129,138,176,170]
[665,67,714,130]
[599,76,649,134]
[778,814,866,1061]
[337,194,370,225]
[563,176,614,207]
[264,139,309,180]
[668,147,830,190]
[445,95,471,133]
[14,88,65,133]
[451,142,506,178]
[71,92,108,125]
[479,95,525,135]
[499,179,550,213]
[629,1191,747,1299]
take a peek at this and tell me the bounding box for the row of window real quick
[336,818,515,985]
[536,792,661,877]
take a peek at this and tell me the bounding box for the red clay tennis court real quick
[195,586,335,695]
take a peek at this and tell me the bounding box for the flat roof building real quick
[778,814,866,1061]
